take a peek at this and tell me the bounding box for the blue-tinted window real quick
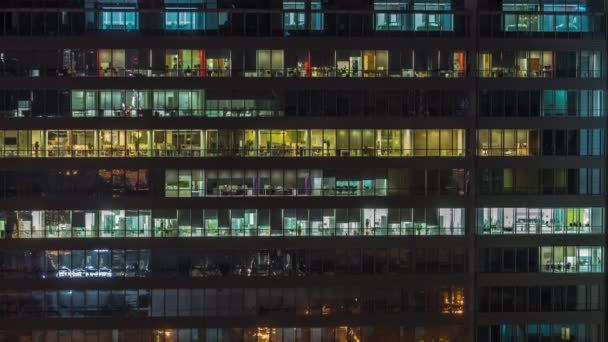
[310,2,324,30]
[100,10,138,30]
[165,11,204,30]
[91,0,139,30]
[374,0,453,31]
[413,2,453,31]
[543,90,567,116]
[503,0,589,32]
[283,1,323,31]
[284,1,306,30]
[375,0,409,31]
[165,0,205,30]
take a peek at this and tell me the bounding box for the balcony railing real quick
[477,68,602,78]
[0,67,467,79]
[0,9,471,37]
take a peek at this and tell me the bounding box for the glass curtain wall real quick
[477,208,604,234]
[0,129,466,158]
[1,208,465,238]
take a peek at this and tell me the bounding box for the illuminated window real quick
[165,0,205,30]
[478,207,604,234]
[0,213,4,239]
[374,0,453,31]
[503,0,589,32]
[440,287,465,314]
[477,129,539,156]
[284,1,306,30]
[540,246,603,273]
[1,208,466,239]
[255,50,285,77]
[413,0,453,31]
[92,0,139,31]
[283,1,323,31]
[374,0,409,31]
[0,129,465,158]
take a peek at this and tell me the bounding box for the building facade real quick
[0,0,605,341]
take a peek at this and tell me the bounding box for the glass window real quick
[97,0,139,31]
[165,0,204,31]
[284,1,306,30]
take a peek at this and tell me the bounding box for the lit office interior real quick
[0,208,465,238]
[0,129,466,158]
[477,208,604,234]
